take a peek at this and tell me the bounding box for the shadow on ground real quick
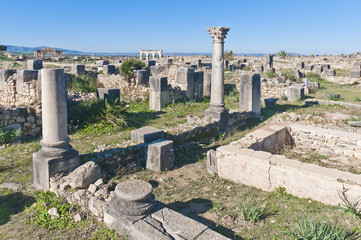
[0,191,35,226]
[167,198,244,240]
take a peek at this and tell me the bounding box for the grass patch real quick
[238,202,265,223]
[67,74,101,93]
[284,218,355,240]
[0,128,21,145]
[335,190,361,220]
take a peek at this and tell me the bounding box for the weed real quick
[0,128,21,145]
[238,202,265,223]
[25,191,75,230]
[266,70,277,78]
[284,218,355,240]
[281,95,288,101]
[282,69,296,81]
[334,190,361,220]
[67,74,101,93]
[354,97,361,102]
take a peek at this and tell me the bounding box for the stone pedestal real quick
[239,73,261,115]
[27,60,43,70]
[176,67,195,99]
[205,27,230,130]
[149,76,169,111]
[33,69,79,190]
[71,64,86,76]
[136,70,148,85]
[146,140,174,172]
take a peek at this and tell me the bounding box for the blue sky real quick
[1,0,360,54]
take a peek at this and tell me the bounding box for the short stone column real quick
[176,67,195,99]
[239,73,261,115]
[136,70,148,85]
[27,60,43,70]
[149,76,169,111]
[33,69,80,190]
[204,26,230,130]
[204,70,212,97]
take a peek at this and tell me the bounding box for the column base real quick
[33,144,80,190]
[205,104,229,130]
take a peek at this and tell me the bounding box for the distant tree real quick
[120,59,145,82]
[278,50,289,57]
[224,50,236,60]
[0,45,7,52]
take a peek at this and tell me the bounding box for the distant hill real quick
[4,45,305,57]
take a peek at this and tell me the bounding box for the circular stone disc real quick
[115,180,153,202]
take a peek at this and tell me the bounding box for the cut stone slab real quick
[285,85,304,101]
[197,229,231,240]
[96,88,120,101]
[146,140,174,172]
[27,60,43,70]
[151,207,208,240]
[131,126,164,143]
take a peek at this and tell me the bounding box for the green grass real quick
[67,74,101,93]
[284,218,355,240]
[238,202,265,223]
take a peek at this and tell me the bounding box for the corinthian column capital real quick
[207,27,230,43]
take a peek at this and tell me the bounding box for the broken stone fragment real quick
[63,161,102,189]
[48,207,59,219]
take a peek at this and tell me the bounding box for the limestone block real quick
[71,64,86,76]
[131,126,164,143]
[296,62,304,70]
[197,229,231,240]
[136,70,148,85]
[149,91,169,111]
[103,65,116,75]
[207,149,217,174]
[239,73,261,115]
[350,70,361,78]
[146,140,174,172]
[96,88,120,101]
[63,161,102,189]
[16,70,38,95]
[323,69,335,76]
[96,60,109,66]
[176,67,194,84]
[149,76,168,92]
[304,64,314,70]
[285,85,304,101]
[27,60,43,70]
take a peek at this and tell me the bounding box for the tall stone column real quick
[33,69,80,190]
[205,26,230,130]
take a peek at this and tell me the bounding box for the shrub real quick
[120,59,145,81]
[266,70,277,78]
[0,128,21,145]
[284,218,355,240]
[67,74,99,93]
[282,69,296,81]
[68,99,127,136]
[277,50,289,57]
[0,45,7,52]
[354,97,361,102]
[225,50,236,60]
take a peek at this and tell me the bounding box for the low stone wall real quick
[0,106,41,136]
[210,121,361,205]
[290,123,361,159]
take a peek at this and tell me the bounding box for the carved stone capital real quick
[207,27,230,43]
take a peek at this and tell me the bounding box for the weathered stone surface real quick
[146,140,174,172]
[103,65,116,75]
[323,69,335,76]
[149,76,168,92]
[96,88,120,101]
[71,64,86,76]
[262,98,278,108]
[285,85,304,101]
[27,60,43,70]
[350,70,361,78]
[136,70,148,85]
[96,60,109,66]
[207,149,217,174]
[131,126,164,143]
[239,73,261,115]
[197,229,231,240]
[63,161,102,189]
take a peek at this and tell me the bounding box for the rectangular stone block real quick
[16,70,39,95]
[323,69,335,76]
[131,126,164,143]
[304,64,314,70]
[352,61,361,70]
[96,88,120,101]
[71,64,86,76]
[176,67,194,84]
[314,65,323,74]
[136,70,148,85]
[239,73,261,115]
[103,65,116,75]
[96,60,110,66]
[27,59,43,70]
[204,72,211,97]
[149,91,169,111]
[285,85,304,101]
[150,65,168,76]
[296,62,304,70]
[149,76,168,92]
[146,140,174,172]
[350,70,361,78]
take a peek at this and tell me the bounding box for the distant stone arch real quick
[34,48,63,59]
[139,50,163,60]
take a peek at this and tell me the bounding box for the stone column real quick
[33,69,80,190]
[204,26,230,130]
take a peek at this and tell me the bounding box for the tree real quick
[120,59,145,82]
[224,50,236,60]
[277,50,289,57]
[0,45,7,52]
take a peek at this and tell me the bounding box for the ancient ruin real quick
[34,47,63,59]
[140,50,163,60]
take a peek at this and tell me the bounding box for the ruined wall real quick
[0,106,41,136]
